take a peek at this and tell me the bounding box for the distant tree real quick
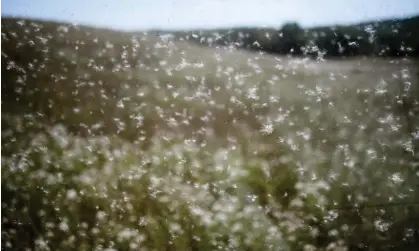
[171,15,419,58]
[276,22,304,55]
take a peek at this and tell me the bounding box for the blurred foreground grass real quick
[2,18,419,250]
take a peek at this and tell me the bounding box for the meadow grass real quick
[2,18,419,250]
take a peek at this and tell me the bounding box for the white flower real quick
[66,189,77,200]
[96,211,107,221]
[260,122,274,135]
[59,221,69,231]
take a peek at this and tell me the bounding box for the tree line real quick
[165,15,419,58]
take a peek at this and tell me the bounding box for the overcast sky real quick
[2,0,419,30]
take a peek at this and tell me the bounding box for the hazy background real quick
[2,0,419,30]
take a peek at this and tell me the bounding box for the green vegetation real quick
[2,17,419,251]
[160,15,419,58]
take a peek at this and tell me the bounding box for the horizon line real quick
[2,12,418,32]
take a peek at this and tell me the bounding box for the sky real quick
[2,0,419,30]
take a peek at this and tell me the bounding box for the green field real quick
[2,18,419,251]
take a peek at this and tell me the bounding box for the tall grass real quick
[2,18,419,251]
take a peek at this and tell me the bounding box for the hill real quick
[2,17,419,251]
[154,15,419,58]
